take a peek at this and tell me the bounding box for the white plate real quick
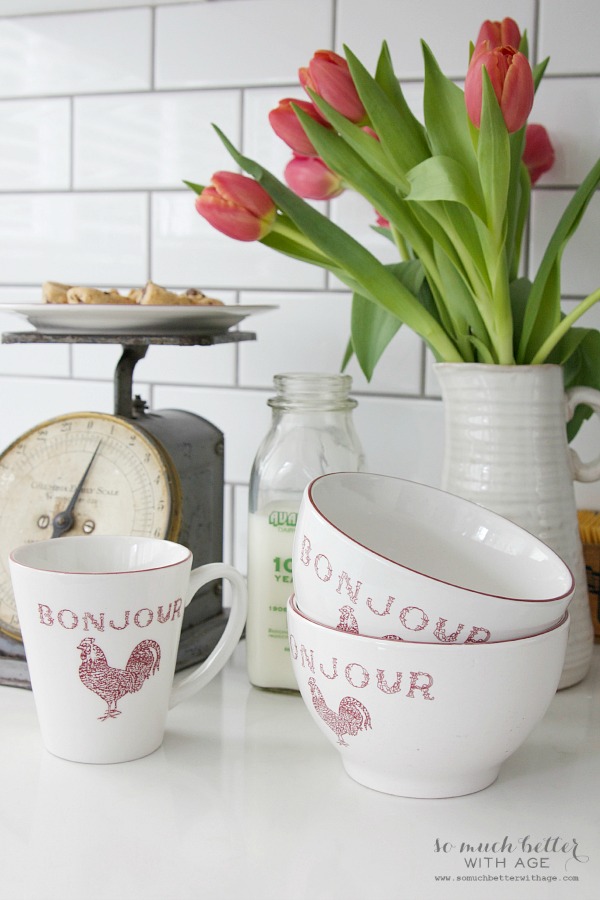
[0,303,277,336]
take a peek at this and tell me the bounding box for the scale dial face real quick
[0,412,181,640]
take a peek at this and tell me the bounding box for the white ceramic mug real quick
[9,535,247,764]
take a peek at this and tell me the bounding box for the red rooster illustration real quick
[336,605,359,634]
[77,637,161,721]
[308,677,372,746]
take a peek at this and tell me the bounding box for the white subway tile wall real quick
[0,0,598,576]
[0,99,71,190]
[155,0,333,88]
[0,193,149,285]
[0,9,152,97]
[73,91,243,190]
[335,0,535,77]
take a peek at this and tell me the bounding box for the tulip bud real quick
[465,43,534,133]
[475,17,521,50]
[284,155,344,200]
[299,50,367,124]
[195,171,276,242]
[523,123,555,184]
[268,98,329,157]
[362,126,380,141]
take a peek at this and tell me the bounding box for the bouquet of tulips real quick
[187,16,600,439]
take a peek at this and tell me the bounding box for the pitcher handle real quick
[566,386,600,483]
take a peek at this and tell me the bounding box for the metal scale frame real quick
[0,327,255,688]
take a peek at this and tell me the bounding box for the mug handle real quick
[566,386,600,483]
[169,562,247,709]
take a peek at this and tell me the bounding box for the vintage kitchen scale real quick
[0,318,259,688]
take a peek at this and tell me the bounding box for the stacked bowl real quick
[288,472,574,798]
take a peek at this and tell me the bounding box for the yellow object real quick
[578,510,600,640]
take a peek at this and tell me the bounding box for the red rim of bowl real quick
[306,472,575,605]
[288,594,570,647]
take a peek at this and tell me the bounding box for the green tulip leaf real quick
[214,126,463,361]
[190,36,599,434]
[371,224,395,243]
[526,258,562,356]
[559,328,600,441]
[292,106,438,266]
[478,70,510,235]
[350,261,430,379]
[374,41,428,149]
[409,200,491,305]
[404,155,486,221]
[532,57,550,90]
[422,41,478,185]
[299,93,398,184]
[261,229,336,268]
[549,325,589,367]
[183,179,205,195]
[431,243,487,352]
[344,44,430,175]
[506,156,529,280]
[519,156,600,361]
[509,276,532,356]
[341,337,354,371]
[467,334,496,364]
[349,292,403,380]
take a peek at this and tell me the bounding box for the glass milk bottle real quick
[246,373,365,690]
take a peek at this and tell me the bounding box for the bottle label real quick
[246,504,299,689]
[267,510,298,529]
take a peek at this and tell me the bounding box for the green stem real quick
[490,251,515,364]
[531,287,600,364]
[390,224,411,261]
[272,217,332,261]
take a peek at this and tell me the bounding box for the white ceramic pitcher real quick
[435,363,600,689]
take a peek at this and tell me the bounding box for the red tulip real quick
[299,50,367,124]
[268,98,329,157]
[362,126,379,141]
[284,155,344,200]
[465,43,534,133]
[523,123,555,183]
[195,171,276,241]
[475,17,521,50]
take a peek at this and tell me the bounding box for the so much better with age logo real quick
[432,834,590,886]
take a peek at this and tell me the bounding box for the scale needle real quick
[51,440,102,539]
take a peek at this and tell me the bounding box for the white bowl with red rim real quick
[287,594,569,798]
[292,472,573,644]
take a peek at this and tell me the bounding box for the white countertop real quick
[2,641,599,900]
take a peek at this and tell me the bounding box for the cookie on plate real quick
[42,281,72,304]
[183,288,224,306]
[139,281,224,306]
[66,287,137,305]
